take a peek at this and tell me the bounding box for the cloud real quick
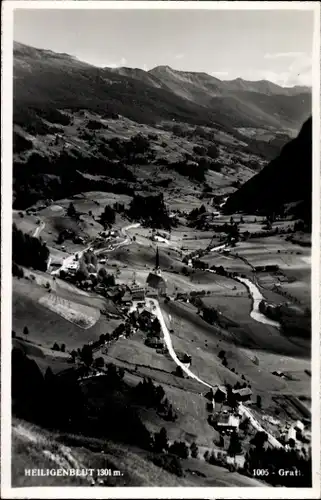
[241,53,312,87]
[264,51,305,60]
[211,71,229,78]
[87,56,127,68]
[174,53,185,60]
[106,57,127,68]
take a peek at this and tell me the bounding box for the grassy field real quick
[107,333,176,373]
[160,297,310,416]
[12,416,262,487]
[12,277,121,350]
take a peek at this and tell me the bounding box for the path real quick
[33,221,45,238]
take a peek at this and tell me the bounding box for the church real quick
[146,247,166,296]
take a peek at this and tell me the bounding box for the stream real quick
[236,276,281,329]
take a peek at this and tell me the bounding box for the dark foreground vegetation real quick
[12,224,49,271]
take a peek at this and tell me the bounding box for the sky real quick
[14,8,314,87]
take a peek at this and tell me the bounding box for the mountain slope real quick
[13,42,217,127]
[148,66,311,132]
[14,42,311,134]
[222,77,311,96]
[223,117,312,222]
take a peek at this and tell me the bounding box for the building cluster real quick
[278,420,311,449]
[206,385,253,435]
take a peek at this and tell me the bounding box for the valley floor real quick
[11,192,312,488]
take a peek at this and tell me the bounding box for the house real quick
[146,273,166,296]
[121,291,133,305]
[130,284,145,301]
[232,387,252,402]
[146,287,158,299]
[265,264,279,272]
[206,400,215,412]
[295,420,305,432]
[214,386,227,403]
[287,426,297,442]
[216,414,240,432]
[66,262,78,274]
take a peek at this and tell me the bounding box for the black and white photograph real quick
[1,1,320,498]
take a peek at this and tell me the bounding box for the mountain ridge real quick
[223,116,312,223]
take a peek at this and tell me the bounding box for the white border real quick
[1,2,320,499]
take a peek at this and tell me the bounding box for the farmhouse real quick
[121,291,133,306]
[216,414,240,432]
[66,262,78,274]
[206,400,215,412]
[130,284,145,301]
[146,273,166,295]
[232,387,252,402]
[214,386,227,403]
[146,287,159,299]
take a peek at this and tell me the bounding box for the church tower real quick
[155,247,161,276]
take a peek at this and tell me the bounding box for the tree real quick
[44,366,55,385]
[67,202,77,218]
[94,357,104,369]
[60,343,66,353]
[251,431,268,450]
[169,441,189,459]
[190,442,199,459]
[203,307,218,325]
[75,260,89,282]
[152,454,183,477]
[70,350,77,363]
[256,395,262,408]
[154,427,169,453]
[23,326,29,336]
[100,205,116,226]
[174,366,184,378]
[81,345,93,367]
[222,357,228,367]
[228,432,242,459]
[288,438,296,448]
[207,144,219,160]
[52,342,60,351]
[239,417,250,433]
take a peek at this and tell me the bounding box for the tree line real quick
[12,224,49,271]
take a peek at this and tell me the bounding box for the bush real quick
[12,262,24,278]
[87,119,105,130]
[12,224,49,272]
[13,131,33,154]
[207,144,219,160]
[169,441,189,459]
[193,145,207,156]
[152,454,183,477]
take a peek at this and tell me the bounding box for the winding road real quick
[130,297,283,449]
[51,223,141,276]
